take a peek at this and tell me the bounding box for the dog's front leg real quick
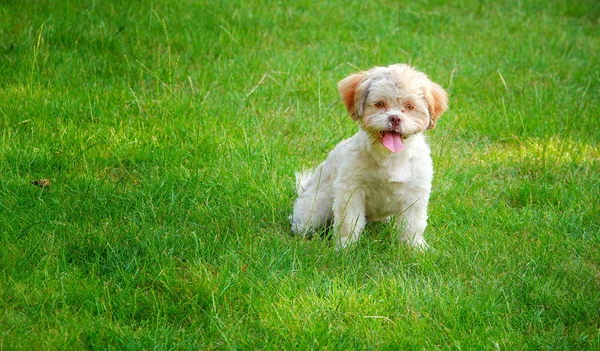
[397,196,430,250]
[333,189,366,249]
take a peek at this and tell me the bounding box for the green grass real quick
[1,0,599,349]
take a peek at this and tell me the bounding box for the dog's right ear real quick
[338,72,368,120]
[424,82,448,130]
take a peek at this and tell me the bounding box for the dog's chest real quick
[363,175,409,215]
[362,160,426,219]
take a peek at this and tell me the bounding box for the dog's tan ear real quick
[338,72,367,120]
[424,82,448,129]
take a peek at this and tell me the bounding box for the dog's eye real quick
[405,103,414,110]
[375,101,385,108]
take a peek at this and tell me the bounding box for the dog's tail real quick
[295,169,313,195]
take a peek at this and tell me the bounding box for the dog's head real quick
[338,64,448,152]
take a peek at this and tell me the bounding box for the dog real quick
[290,64,448,249]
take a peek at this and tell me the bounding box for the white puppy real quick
[291,64,448,249]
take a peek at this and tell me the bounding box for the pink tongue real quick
[382,132,404,153]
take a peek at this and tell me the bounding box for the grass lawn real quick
[1,0,599,349]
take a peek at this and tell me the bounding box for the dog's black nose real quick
[388,115,401,125]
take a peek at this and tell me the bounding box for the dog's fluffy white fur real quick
[291,64,448,249]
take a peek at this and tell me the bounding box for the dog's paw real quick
[290,216,309,238]
[334,238,347,251]
[289,215,300,235]
[401,235,429,251]
[409,238,429,251]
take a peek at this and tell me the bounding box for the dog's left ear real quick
[338,72,368,120]
[424,82,448,129]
